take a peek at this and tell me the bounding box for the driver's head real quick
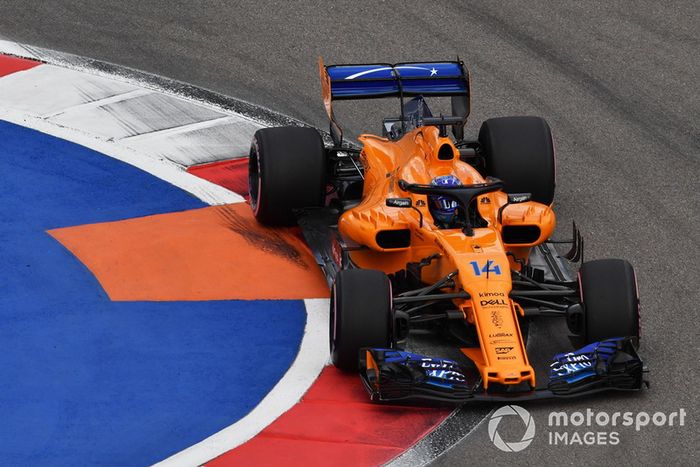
[429,175,460,227]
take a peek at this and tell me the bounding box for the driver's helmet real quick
[429,175,460,227]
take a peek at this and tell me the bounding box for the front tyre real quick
[579,259,640,344]
[330,269,394,372]
[249,126,326,226]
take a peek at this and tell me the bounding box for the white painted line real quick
[0,107,244,205]
[127,119,262,166]
[154,299,330,467]
[49,91,227,139]
[0,64,138,115]
[42,88,153,119]
[120,115,236,142]
[0,53,264,168]
[0,48,250,203]
[0,39,38,59]
[0,40,294,161]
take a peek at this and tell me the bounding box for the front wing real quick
[360,338,647,404]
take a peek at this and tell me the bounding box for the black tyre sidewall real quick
[250,126,326,226]
[479,116,556,205]
[330,269,393,371]
[580,259,640,343]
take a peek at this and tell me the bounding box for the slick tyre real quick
[579,259,640,344]
[330,269,393,372]
[478,116,555,205]
[249,126,326,226]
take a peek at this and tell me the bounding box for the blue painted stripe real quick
[0,120,306,466]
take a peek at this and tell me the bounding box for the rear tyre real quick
[478,116,555,205]
[330,269,393,372]
[249,126,326,226]
[579,259,640,344]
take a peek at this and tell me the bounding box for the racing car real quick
[247,59,647,403]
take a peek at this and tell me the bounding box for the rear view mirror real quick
[386,198,412,208]
[499,193,532,224]
[386,197,423,227]
[507,193,532,204]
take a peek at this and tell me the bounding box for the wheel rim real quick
[387,279,394,347]
[248,142,261,214]
[329,282,337,355]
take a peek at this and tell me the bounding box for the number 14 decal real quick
[469,260,502,276]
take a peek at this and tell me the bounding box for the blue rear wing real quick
[326,62,469,99]
[319,59,471,145]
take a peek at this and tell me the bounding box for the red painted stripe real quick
[206,367,451,466]
[187,158,249,200]
[0,54,40,77]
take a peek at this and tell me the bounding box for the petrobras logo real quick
[425,369,466,382]
[550,351,594,377]
[419,358,466,382]
[550,356,593,377]
[488,405,536,452]
[419,359,455,370]
[560,353,591,362]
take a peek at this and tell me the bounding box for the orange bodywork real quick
[338,126,556,388]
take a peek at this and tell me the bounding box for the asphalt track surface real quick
[1,1,698,465]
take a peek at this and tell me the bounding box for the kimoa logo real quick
[488,405,536,452]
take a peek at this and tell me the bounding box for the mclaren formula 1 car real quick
[248,59,647,404]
